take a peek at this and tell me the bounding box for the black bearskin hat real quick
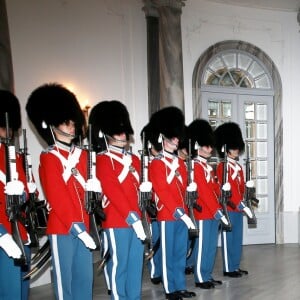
[88,100,134,152]
[214,122,245,158]
[187,119,215,156]
[26,83,85,145]
[0,90,21,132]
[148,106,185,152]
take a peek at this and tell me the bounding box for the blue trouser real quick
[0,244,31,300]
[147,220,162,279]
[106,227,144,300]
[186,239,194,268]
[49,234,93,300]
[193,219,219,283]
[161,220,188,294]
[221,212,243,272]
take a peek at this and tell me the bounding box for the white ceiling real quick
[208,0,300,12]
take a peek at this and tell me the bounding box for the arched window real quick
[203,50,272,89]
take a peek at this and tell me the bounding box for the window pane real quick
[256,142,267,157]
[248,141,256,158]
[257,123,267,139]
[257,160,268,177]
[220,72,234,86]
[250,161,256,178]
[257,104,267,121]
[248,61,264,78]
[255,74,271,88]
[239,76,253,88]
[245,103,255,120]
[245,121,255,139]
[209,56,224,72]
[238,53,252,70]
[221,102,231,118]
[223,53,236,69]
[208,101,218,117]
[257,178,268,194]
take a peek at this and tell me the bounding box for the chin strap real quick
[52,126,76,139]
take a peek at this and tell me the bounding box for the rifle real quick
[85,124,105,252]
[139,132,154,260]
[244,143,259,226]
[219,144,232,231]
[4,113,27,265]
[185,139,201,258]
[20,129,47,248]
[185,139,201,239]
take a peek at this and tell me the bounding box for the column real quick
[0,0,14,91]
[143,0,186,113]
[156,0,186,111]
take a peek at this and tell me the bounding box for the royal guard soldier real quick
[0,90,31,300]
[214,122,254,278]
[88,100,147,300]
[148,106,196,300]
[187,119,229,289]
[26,83,99,300]
[140,123,162,285]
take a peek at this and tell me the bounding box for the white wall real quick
[5,0,300,286]
[181,0,300,243]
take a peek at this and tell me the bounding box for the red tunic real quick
[0,144,28,241]
[193,157,221,220]
[149,153,188,221]
[39,144,90,234]
[96,147,141,228]
[216,158,245,212]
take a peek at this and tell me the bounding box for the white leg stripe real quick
[110,229,119,300]
[161,221,169,293]
[103,232,110,289]
[52,235,64,300]
[196,220,203,282]
[222,231,229,272]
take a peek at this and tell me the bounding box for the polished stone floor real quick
[29,244,300,300]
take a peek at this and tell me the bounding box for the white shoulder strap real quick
[105,152,139,183]
[161,157,182,184]
[50,147,86,189]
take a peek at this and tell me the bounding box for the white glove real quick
[132,220,146,241]
[85,178,102,193]
[243,207,253,219]
[46,201,52,212]
[246,180,254,188]
[221,215,229,226]
[0,234,22,259]
[180,214,196,230]
[139,181,152,192]
[222,182,231,191]
[77,231,97,249]
[5,180,24,196]
[27,182,37,193]
[24,233,31,246]
[187,182,197,192]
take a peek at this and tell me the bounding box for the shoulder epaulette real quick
[42,145,54,153]
[153,153,164,160]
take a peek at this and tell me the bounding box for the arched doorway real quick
[192,40,283,244]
